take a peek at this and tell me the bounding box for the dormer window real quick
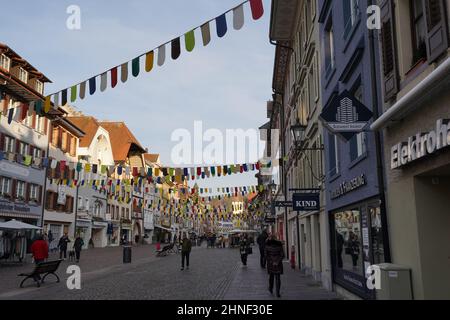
[19,67,28,83]
[0,54,11,71]
[35,80,44,95]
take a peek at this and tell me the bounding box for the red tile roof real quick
[144,153,160,163]
[67,116,100,148]
[99,121,145,161]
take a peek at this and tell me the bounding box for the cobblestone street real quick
[0,244,337,300]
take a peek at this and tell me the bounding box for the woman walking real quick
[265,234,284,298]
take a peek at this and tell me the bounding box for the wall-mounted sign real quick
[391,119,450,169]
[319,90,373,141]
[57,185,67,205]
[293,193,320,211]
[331,174,366,199]
[274,201,293,208]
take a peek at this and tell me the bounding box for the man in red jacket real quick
[31,234,49,281]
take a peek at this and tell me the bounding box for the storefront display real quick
[330,198,386,299]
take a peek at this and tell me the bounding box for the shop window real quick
[0,176,12,198]
[369,205,385,264]
[410,0,427,64]
[333,209,363,276]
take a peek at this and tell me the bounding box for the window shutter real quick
[11,180,17,199]
[45,191,51,209]
[25,183,30,202]
[29,145,34,156]
[379,0,399,101]
[423,0,449,62]
[32,112,36,129]
[39,186,43,205]
[44,118,48,136]
[0,133,4,151]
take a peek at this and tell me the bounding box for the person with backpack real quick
[265,234,285,298]
[73,235,84,263]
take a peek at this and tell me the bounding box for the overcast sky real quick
[2,0,274,191]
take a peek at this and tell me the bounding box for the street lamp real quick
[290,120,306,146]
[268,180,277,195]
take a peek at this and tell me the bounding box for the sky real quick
[2,0,274,192]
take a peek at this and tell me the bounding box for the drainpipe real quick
[367,0,392,263]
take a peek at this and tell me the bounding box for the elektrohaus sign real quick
[391,119,450,169]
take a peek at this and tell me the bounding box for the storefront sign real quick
[331,174,366,199]
[0,202,32,213]
[391,119,450,169]
[320,90,373,141]
[292,193,320,211]
[76,219,91,228]
[274,201,293,207]
[92,221,107,228]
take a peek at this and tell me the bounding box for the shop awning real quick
[154,224,172,232]
[0,219,42,230]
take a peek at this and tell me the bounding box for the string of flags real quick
[1,0,264,119]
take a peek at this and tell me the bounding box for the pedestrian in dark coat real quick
[180,234,192,270]
[257,229,269,268]
[265,234,284,297]
[73,236,84,263]
[58,233,71,260]
[239,234,250,266]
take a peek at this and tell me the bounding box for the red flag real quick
[111,67,118,88]
[249,0,264,20]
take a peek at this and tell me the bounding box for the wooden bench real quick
[18,260,62,288]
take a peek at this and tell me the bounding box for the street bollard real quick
[123,245,132,264]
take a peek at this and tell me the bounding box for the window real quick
[36,115,44,133]
[0,177,12,197]
[66,196,74,213]
[121,207,125,219]
[35,80,44,95]
[19,142,29,156]
[94,201,102,216]
[15,180,26,200]
[410,0,427,64]
[0,54,11,71]
[52,127,59,146]
[328,133,340,177]
[370,204,385,264]
[45,191,57,210]
[324,19,335,77]
[61,131,68,152]
[85,198,90,211]
[344,0,360,37]
[77,196,83,210]
[29,184,40,202]
[19,67,28,84]
[349,85,367,161]
[333,208,363,275]
[33,147,42,159]
[24,113,33,127]
[3,136,15,153]
[70,136,76,156]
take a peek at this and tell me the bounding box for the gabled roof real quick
[98,121,145,162]
[67,116,101,148]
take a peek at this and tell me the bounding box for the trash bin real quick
[123,246,132,264]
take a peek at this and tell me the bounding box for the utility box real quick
[374,264,413,300]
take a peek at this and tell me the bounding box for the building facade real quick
[68,114,115,249]
[269,0,331,290]
[318,0,391,299]
[372,0,450,299]
[0,44,51,253]
[43,116,84,250]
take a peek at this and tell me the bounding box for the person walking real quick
[31,234,49,281]
[180,234,192,271]
[58,233,71,260]
[239,234,250,266]
[73,235,84,263]
[257,229,269,268]
[265,234,284,298]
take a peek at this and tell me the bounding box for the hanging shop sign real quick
[330,174,366,199]
[292,193,320,211]
[274,201,293,207]
[57,185,67,205]
[319,90,373,141]
[391,119,450,169]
